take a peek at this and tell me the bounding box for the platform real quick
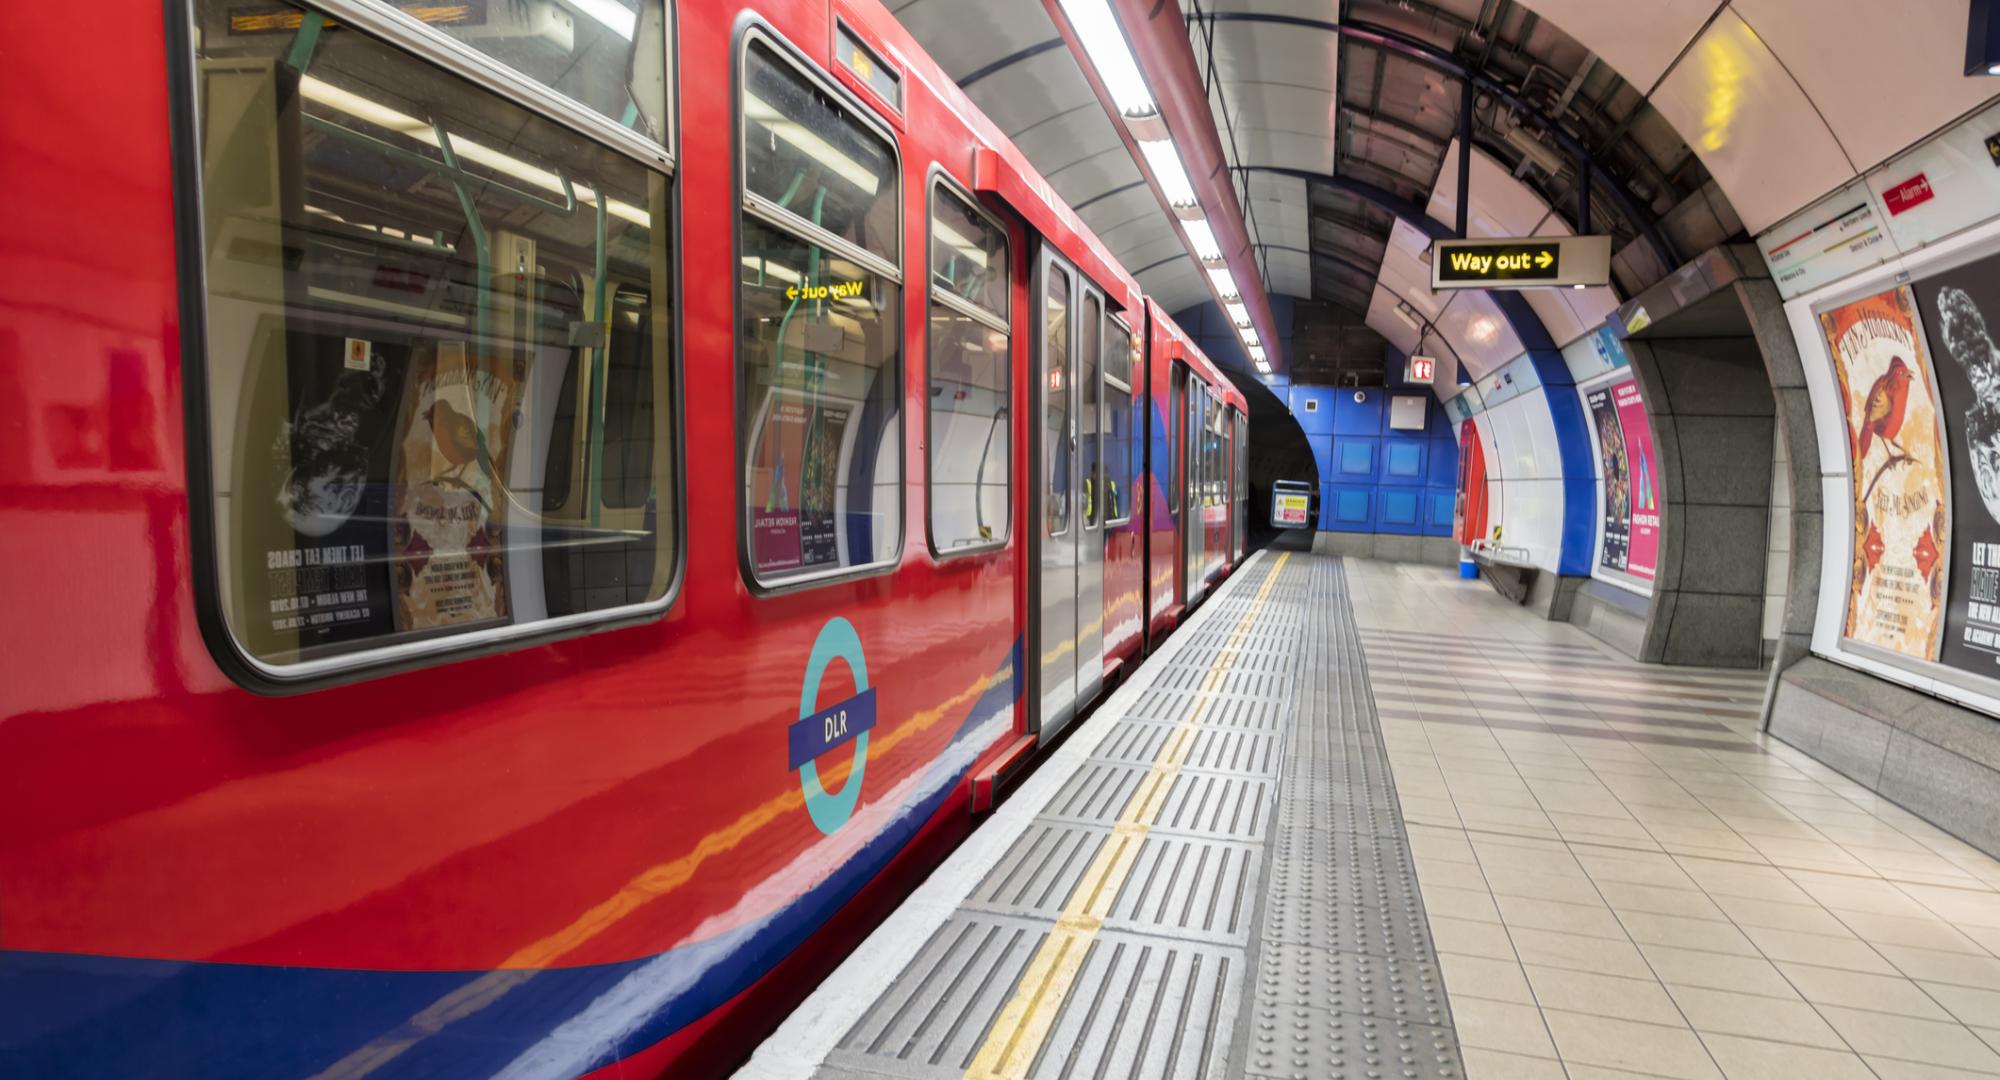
[742,553,2000,1080]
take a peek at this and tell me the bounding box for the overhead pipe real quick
[1044,0,1285,373]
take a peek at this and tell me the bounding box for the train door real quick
[1233,407,1248,561]
[1033,247,1103,740]
[1075,282,1106,712]
[1183,379,1207,605]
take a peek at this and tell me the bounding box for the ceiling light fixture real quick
[1056,0,1158,117]
[1207,267,1239,300]
[1137,137,1198,208]
[1225,302,1249,325]
[1183,218,1222,262]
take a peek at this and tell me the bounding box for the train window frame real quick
[733,25,906,594]
[166,0,687,692]
[924,171,1012,561]
[1102,315,1134,528]
[290,0,675,174]
[1080,292,1102,533]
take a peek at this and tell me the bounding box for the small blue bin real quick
[1458,559,1479,580]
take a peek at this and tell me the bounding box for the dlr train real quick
[0,0,1250,1074]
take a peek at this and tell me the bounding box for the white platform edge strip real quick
[733,547,1272,1080]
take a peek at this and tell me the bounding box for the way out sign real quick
[1430,235,1611,290]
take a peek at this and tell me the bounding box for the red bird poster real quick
[390,341,522,633]
[1820,286,1947,660]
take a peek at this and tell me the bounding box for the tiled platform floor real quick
[1351,558,2000,1080]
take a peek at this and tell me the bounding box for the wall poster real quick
[1613,380,1660,580]
[390,341,522,633]
[1819,286,1948,660]
[750,388,856,576]
[1585,378,1659,582]
[1915,252,2000,675]
[1586,386,1631,570]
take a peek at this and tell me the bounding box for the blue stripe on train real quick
[0,639,1023,1080]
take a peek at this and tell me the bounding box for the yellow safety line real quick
[963,553,1291,1080]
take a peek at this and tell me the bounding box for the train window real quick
[743,40,899,263]
[1102,318,1133,526]
[1167,363,1183,515]
[926,180,1010,556]
[1080,294,1101,530]
[1044,268,1071,537]
[185,0,678,679]
[739,39,902,586]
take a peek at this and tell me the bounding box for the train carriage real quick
[0,0,1242,1074]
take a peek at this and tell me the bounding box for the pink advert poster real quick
[1613,380,1661,581]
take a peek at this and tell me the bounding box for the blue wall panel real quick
[1337,439,1377,479]
[1384,440,1424,480]
[1332,389,1383,435]
[1292,387,1338,435]
[1379,490,1421,534]
[1427,491,1457,533]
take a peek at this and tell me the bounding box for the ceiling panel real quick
[1425,141,1560,239]
[886,0,1059,82]
[1075,182,1160,239]
[1045,144,1143,208]
[1650,8,1853,232]
[1224,83,1338,142]
[963,47,1093,137]
[1264,249,1312,297]
[1238,128,1337,174]
[1209,22,1338,94]
[1097,212,1175,262]
[1432,292,1522,378]
[1136,262,1209,314]
[1732,0,2000,173]
[1511,0,1723,91]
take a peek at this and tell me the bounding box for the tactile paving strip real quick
[1235,558,1463,1080]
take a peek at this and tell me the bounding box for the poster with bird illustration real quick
[1820,286,1947,660]
[1916,252,2000,676]
[390,341,522,632]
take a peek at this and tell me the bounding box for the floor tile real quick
[1664,983,1843,1048]
[1540,1010,1723,1080]
[1524,965,1684,1026]
[1815,1005,2000,1072]
[1696,1033,1876,1080]
[1452,994,1560,1058]
[1775,961,1954,1020]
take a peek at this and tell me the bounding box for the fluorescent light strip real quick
[1241,329,1259,348]
[934,219,988,270]
[1207,267,1238,300]
[301,76,649,227]
[1248,346,1266,362]
[745,94,881,198]
[1137,138,1197,208]
[1056,0,1156,117]
[1224,302,1248,326]
[1182,218,1221,262]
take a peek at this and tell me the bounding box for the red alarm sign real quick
[1407,355,1436,385]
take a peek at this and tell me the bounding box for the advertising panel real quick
[1819,287,1948,660]
[750,389,856,576]
[1614,380,1660,581]
[1586,386,1630,571]
[390,341,522,633]
[1915,252,2000,675]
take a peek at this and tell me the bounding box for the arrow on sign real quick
[1535,250,1554,269]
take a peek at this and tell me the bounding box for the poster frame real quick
[1577,368,1654,598]
[1789,213,2000,719]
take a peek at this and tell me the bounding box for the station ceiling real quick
[887,0,2000,387]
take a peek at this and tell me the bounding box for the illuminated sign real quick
[1429,235,1611,290]
[1883,173,1936,216]
[785,280,866,302]
[1406,355,1436,385]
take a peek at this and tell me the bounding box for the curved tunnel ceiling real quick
[890,0,1998,390]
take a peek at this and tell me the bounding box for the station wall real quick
[1290,384,1457,542]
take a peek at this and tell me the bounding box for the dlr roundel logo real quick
[786,617,879,834]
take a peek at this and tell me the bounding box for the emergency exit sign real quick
[1406,355,1435,384]
[1429,235,1612,290]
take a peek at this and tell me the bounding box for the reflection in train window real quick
[186,0,677,677]
[1102,318,1134,526]
[927,182,1010,555]
[738,39,902,586]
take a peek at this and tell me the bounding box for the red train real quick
[0,0,1248,1075]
